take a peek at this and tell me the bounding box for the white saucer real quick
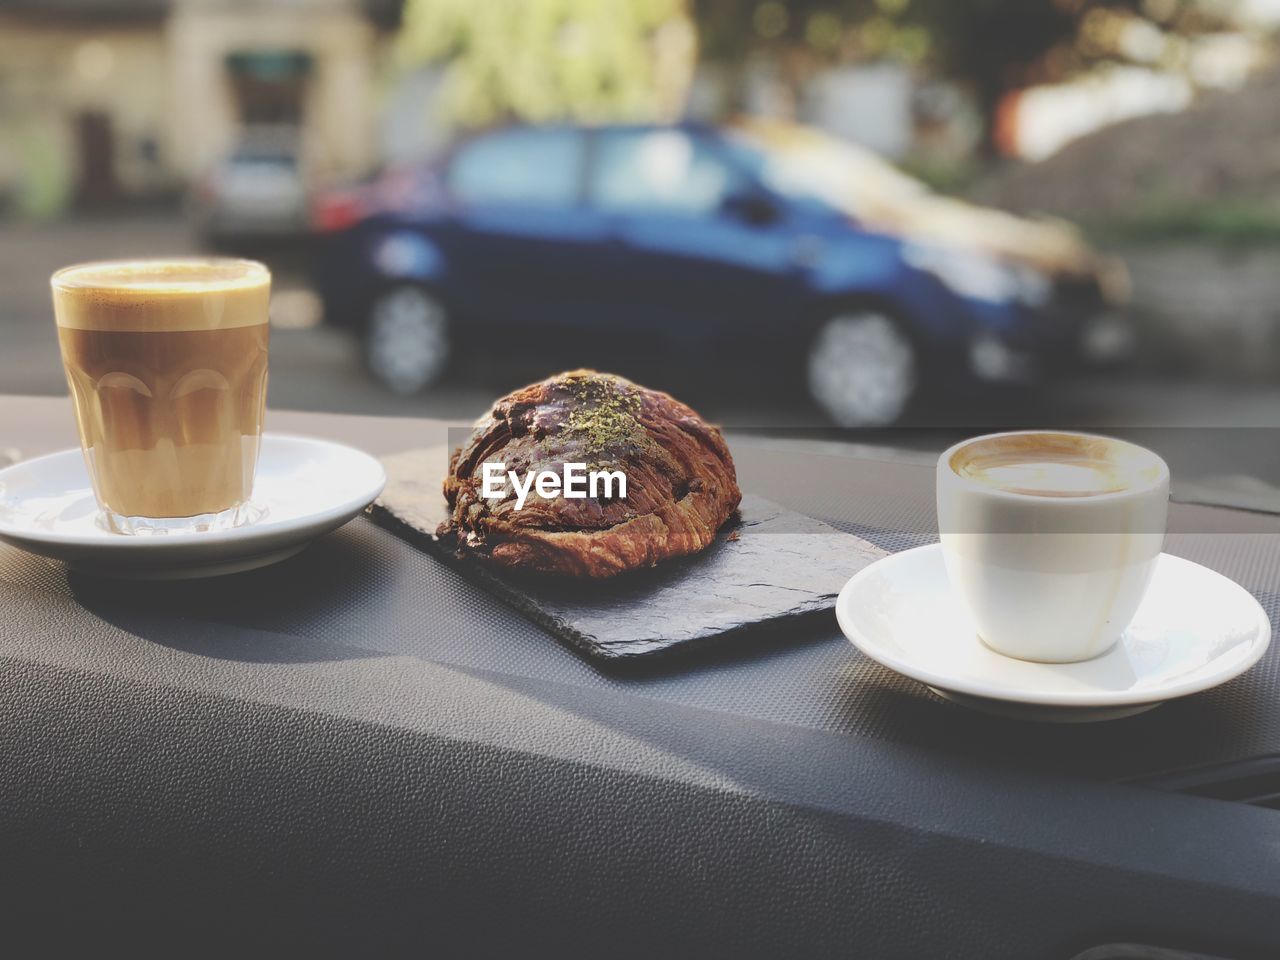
[0,435,386,579]
[836,544,1271,722]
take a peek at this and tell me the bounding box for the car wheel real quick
[807,311,918,427]
[364,286,450,395]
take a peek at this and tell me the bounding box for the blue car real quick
[313,120,1126,425]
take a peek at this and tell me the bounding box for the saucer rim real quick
[0,434,387,550]
[837,544,1272,708]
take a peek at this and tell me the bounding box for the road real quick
[3,214,1279,505]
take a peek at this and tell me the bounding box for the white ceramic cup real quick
[936,431,1169,663]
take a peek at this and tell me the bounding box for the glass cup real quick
[50,258,271,535]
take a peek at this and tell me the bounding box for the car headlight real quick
[904,243,1048,307]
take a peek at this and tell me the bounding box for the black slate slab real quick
[371,447,886,663]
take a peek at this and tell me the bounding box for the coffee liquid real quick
[951,433,1148,498]
[52,260,270,520]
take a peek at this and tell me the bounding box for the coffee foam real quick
[52,259,270,332]
[951,432,1161,498]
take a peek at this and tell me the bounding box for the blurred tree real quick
[693,0,1084,130]
[893,0,1101,153]
[396,0,696,129]
[692,0,1244,150]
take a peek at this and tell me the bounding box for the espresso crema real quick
[52,259,270,523]
[950,433,1160,498]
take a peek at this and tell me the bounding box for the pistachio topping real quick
[562,374,645,457]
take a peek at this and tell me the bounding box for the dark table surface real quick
[3,395,1280,957]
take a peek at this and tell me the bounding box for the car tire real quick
[364,285,451,395]
[807,310,918,427]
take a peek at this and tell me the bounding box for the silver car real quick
[189,129,310,241]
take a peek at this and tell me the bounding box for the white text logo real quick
[481,462,627,510]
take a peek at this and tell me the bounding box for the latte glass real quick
[937,431,1169,663]
[51,258,271,535]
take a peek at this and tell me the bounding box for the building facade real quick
[0,0,393,217]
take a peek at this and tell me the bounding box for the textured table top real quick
[5,395,1280,955]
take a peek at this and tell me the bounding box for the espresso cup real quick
[51,258,271,535]
[936,431,1169,663]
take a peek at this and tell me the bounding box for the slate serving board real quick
[370,447,886,664]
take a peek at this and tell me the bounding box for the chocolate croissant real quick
[440,370,741,577]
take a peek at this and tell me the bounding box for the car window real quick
[590,130,742,214]
[447,128,583,206]
[726,123,925,221]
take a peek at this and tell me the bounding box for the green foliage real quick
[6,119,73,220]
[696,0,933,64]
[897,154,981,194]
[397,0,693,128]
[1089,200,1280,247]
